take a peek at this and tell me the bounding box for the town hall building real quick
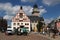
[11,7,30,32]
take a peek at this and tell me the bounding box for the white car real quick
[5,27,14,35]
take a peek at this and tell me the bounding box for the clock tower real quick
[32,4,39,16]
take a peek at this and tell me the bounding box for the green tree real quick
[37,21,44,32]
[37,17,45,32]
[0,17,7,32]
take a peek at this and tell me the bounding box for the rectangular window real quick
[17,23,19,25]
[25,23,29,25]
[13,23,16,25]
[21,23,23,25]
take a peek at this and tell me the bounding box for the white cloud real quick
[0,2,47,20]
[3,15,14,20]
[57,16,60,19]
[0,3,20,20]
[56,16,60,20]
[23,6,47,16]
[0,3,20,14]
[44,18,54,24]
[39,8,47,15]
[42,0,60,6]
[39,6,47,16]
[21,0,36,2]
[21,0,27,2]
[23,6,33,15]
[39,6,44,9]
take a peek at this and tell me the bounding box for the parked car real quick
[17,27,28,36]
[5,27,14,35]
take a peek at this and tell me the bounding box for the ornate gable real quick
[12,6,30,22]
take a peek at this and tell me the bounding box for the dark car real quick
[17,27,28,36]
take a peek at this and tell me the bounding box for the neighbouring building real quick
[56,19,60,32]
[48,18,60,32]
[0,17,7,32]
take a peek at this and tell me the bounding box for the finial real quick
[33,4,38,8]
[20,6,22,10]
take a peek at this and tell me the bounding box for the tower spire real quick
[33,4,38,8]
[32,4,39,16]
[20,6,23,10]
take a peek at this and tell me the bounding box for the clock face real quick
[19,13,23,18]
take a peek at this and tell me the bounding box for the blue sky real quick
[0,0,60,25]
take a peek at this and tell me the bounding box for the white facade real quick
[31,23,38,30]
[11,22,30,32]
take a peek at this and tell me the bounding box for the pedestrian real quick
[42,28,46,35]
[47,27,51,37]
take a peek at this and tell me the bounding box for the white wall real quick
[11,22,30,32]
[31,22,38,30]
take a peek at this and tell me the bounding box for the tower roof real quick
[20,6,23,10]
[32,4,39,16]
[33,4,38,8]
